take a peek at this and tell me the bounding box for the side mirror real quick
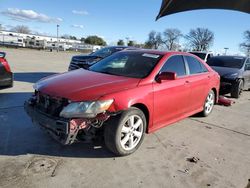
[0,52,6,58]
[156,71,177,83]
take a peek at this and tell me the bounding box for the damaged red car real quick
[25,50,220,156]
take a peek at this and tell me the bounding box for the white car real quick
[188,51,213,62]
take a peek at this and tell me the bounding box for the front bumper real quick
[24,101,77,145]
[219,78,237,94]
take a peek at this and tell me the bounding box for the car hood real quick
[210,66,241,77]
[72,55,101,63]
[35,69,140,101]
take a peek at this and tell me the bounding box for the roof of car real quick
[118,49,196,56]
[210,55,246,59]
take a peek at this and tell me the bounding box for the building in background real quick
[0,30,101,51]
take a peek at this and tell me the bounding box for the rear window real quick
[207,56,245,69]
[186,56,208,74]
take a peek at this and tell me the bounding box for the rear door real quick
[184,55,211,112]
[153,55,191,129]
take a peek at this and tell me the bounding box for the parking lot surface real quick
[0,48,250,188]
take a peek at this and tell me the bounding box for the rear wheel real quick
[201,90,215,117]
[104,107,146,156]
[231,79,243,98]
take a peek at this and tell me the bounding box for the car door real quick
[153,55,191,129]
[243,58,250,89]
[184,55,211,112]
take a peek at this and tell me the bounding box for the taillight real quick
[1,60,11,72]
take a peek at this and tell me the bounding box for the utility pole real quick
[57,24,59,52]
[224,47,229,55]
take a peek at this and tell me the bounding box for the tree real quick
[127,40,135,46]
[85,35,107,46]
[162,28,182,51]
[185,28,214,51]
[80,37,85,42]
[145,31,162,49]
[240,30,250,56]
[11,25,31,34]
[61,35,77,40]
[117,39,125,46]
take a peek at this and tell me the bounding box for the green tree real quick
[80,37,85,42]
[128,40,135,46]
[85,35,107,46]
[117,39,125,46]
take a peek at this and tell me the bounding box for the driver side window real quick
[160,55,186,76]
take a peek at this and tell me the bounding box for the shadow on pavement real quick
[14,72,58,84]
[0,91,114,158]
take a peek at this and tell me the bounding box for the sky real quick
[0,0,249,54]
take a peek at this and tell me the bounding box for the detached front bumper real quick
[24,101,77,145]
[220,78,236,94]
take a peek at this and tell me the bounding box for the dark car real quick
[207,56,250,98]
[68,46,136,71]
[0,52,13,89]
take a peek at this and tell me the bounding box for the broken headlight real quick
[59,99,114,118]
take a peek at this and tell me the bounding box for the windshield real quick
[189,52,206,60]
[89,51,163,78]
[207,56,245,69]
[91,47,125,58]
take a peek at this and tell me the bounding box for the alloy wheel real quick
[120,115,144,151]
[204,92,214,114]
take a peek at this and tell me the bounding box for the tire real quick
[201,90,215,117]
[104,107,146,156]
[231,79,243,98]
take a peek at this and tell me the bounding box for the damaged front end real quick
[24,91,112,145]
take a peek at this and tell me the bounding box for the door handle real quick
[185,80,190,84]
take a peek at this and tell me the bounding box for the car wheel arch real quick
[211,88,217,103]
[131,103,150,133]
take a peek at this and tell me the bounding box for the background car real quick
[189,51,213,62]
[25,50,219,156]
[68,46,137,70]
[0,52,13,89]
[207,56,250,98]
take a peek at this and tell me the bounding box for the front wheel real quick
[104,107,146,156]
[231,79,243,98]
[201,90,215,117]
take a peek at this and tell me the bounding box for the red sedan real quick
[25,50,220,156]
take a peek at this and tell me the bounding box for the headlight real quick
[60,99,114,118]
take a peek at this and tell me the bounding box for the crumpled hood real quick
[35,69,140,101]
[211,66,241,77]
